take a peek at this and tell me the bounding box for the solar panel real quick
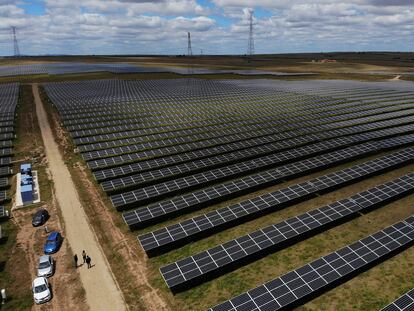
[0,157,12,167]
[160,173,414,291]
[0,206,7,219]
[382,289,414,311]
[0,148,13,157]
[0,177,9,189]
[0,166,11,177]
[206,215,414,311]
[0,190,6,203]
[138,146,414,255]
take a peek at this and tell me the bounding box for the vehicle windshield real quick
[47,237,56,242]
[38,261,50,269]
[34,284,47,293]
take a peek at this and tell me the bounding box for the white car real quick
[37,255,54,277]
[32,277,52,304]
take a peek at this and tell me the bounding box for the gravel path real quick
[33,83,127,311]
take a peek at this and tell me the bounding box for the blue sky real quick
[17,0,45,15]
[0,0,413,56]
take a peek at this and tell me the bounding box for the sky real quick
[0,0,413,56]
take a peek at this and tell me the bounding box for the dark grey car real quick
[32,209,49,227]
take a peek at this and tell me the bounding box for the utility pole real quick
[11,26,20,57]
[187,32,193,56]
[247,10,254,56]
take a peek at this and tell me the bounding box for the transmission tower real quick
[11,26,20,57]
[187,32,193,56]
[247,10,254,56]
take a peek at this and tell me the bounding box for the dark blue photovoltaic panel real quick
[381,289,414,311]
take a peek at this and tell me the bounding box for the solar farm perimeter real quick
[43,78,414,311]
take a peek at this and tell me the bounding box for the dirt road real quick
[33,84,127,311]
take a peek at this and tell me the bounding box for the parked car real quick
[43,231,63,254]
[32,277,52,304]
[32,209,49,227]
[37,255,54,278]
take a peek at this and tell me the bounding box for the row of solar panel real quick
[87,108,414,175]
[86,104,414,173]
[75,99,412,154]
[69,96,350,141]
[71,98,350,148]
[46,80,293,112]
[207,215,414,310]
[93,112,414,183]
[161,172,414,291]
[110,124,414,210]
[63,93,344,130]
[60,91,412,125]
[48,81,414,130]
[64,91,412,134]
[45,80,409,114]
[0,83,18,200]
[122,131,414,229]
[45,80,304,115]
[72,94,409,144]
[81,98,414,161]
[137,143,414,256]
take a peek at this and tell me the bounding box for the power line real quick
[11,26,20,57]
[247,10,254,56]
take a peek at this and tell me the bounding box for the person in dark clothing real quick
[82,250,87,264]
[86,255,92,269]
[74,254,78,268]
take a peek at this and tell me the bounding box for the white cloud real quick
[0,0,413,55]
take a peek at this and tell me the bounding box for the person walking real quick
[86,255,92,269]
[73,254,78,268]
[82,250,87,265]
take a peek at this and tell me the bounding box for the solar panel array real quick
[0,63,163,77]
[160,172,414,290]
[0,83,18,204]
[124,131,414,229]
[0,63,315,77]
[207,215,414,311]
[42,78,414,309]
[382,289,414,311]
[138,146,414,256]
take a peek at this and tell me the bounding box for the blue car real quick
[44,232,63,254]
